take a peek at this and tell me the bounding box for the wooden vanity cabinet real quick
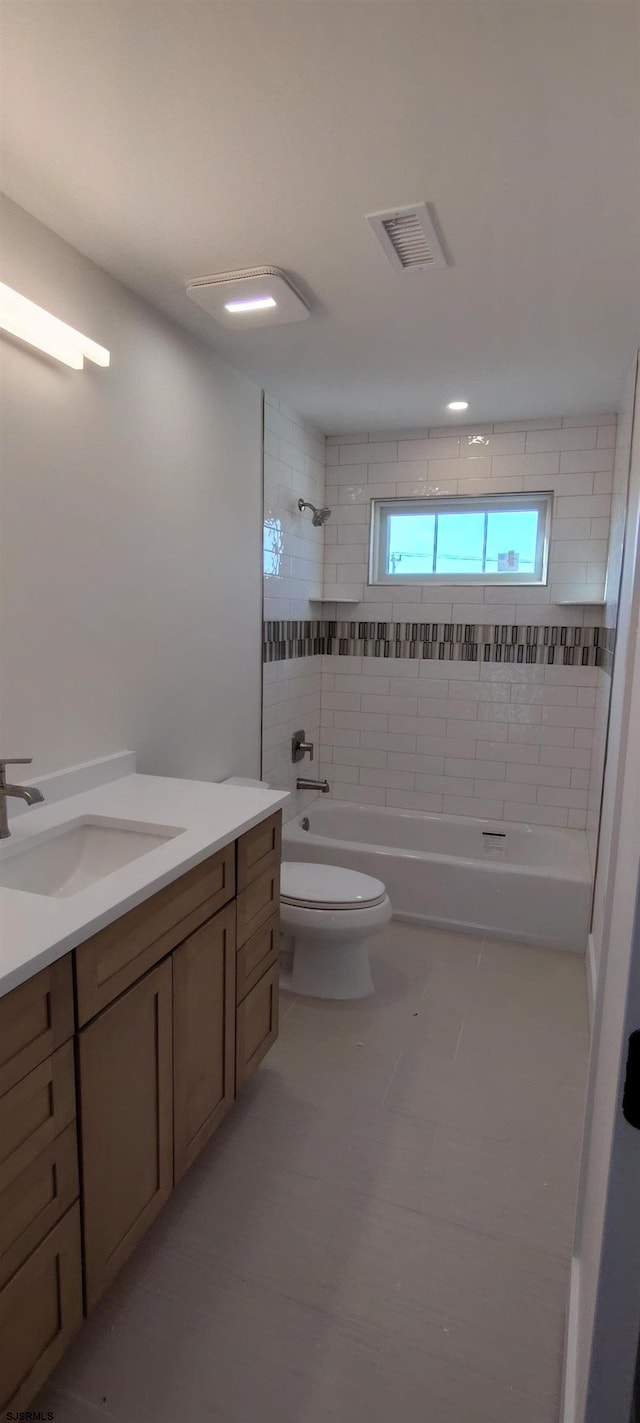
[0,810,282,1402]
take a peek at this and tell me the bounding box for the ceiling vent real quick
[366,203,449,273]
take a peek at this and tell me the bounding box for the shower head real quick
[298,498,331,527]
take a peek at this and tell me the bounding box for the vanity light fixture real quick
[0,282,110,370]
[447,400,469,412]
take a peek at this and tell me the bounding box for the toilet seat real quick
[281,861,386,911]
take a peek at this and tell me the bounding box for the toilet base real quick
[279,890,392,1001]
[290,934,374,1000]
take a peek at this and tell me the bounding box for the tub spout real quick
[296,778,330,793]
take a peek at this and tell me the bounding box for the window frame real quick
[368,491,552,588]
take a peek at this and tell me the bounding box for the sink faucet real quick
[0,759,45,839]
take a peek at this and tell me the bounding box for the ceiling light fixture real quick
[446,400,469,412]
[224,296,277,314]
[0,282,110,369]
[186,267,309,328]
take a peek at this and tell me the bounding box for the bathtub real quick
[283,802,591,953]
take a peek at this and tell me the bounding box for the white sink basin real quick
[0,817,183,897]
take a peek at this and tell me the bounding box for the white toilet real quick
[222,780,392,1000]
[280,861,392,1000]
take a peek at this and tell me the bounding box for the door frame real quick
[563,357,640,1422]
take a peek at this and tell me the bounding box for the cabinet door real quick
[0,1203,82,1413]
[173,904,236,1182]
[78,959,173,1313]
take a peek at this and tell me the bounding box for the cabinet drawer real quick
[0,956,74,1098]
[0,1122,78,1291]
[0,1203,83,1413]
[0,1041,75,1187]
[236,962,279,1092]
[237,811,282,891]
[236,865,280,948]
[76,844,235,1025]
[236,911,279,1004]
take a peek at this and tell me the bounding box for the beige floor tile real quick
[327,1195,569,1406]
[402,922,485,967]
[35,923,587,1422]
[368,1334,560,1423]
[213,1090,438,1206]
[38,1388,114,1422]
[412,1122,579,1256]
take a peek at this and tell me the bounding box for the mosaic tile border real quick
[263,618,615,671]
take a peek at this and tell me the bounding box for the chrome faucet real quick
[0,759,45,839]
[296,777,330,793]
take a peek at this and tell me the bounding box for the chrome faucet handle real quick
[292,730,314,764]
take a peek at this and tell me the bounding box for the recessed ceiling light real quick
[447,400,469,412]
[186,267,309,328]
[224,296,277,314]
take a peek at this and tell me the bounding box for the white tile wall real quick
[317,654,599,828]
[261,395,326,818]
[324,415,615,613]
[319,415,617,828]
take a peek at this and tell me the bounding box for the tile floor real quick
[37,924,589,1423]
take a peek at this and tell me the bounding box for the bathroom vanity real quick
[0,780,283,1411]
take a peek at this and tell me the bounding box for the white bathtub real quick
[283,802,591,953]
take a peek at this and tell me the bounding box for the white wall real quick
[0,197,263,783]
[318,417,614,827]
[261,394,326,816]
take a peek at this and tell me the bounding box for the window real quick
[369,493,552,586]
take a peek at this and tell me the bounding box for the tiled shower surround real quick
[262,409,617,834]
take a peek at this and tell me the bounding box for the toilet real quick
[280,861,392,1000]
[222,779,392,999]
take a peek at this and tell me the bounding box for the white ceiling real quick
[1,1,639,433]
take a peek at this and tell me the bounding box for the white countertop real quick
[0,773,288,999]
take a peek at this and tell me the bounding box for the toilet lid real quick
[280,861,386,910]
